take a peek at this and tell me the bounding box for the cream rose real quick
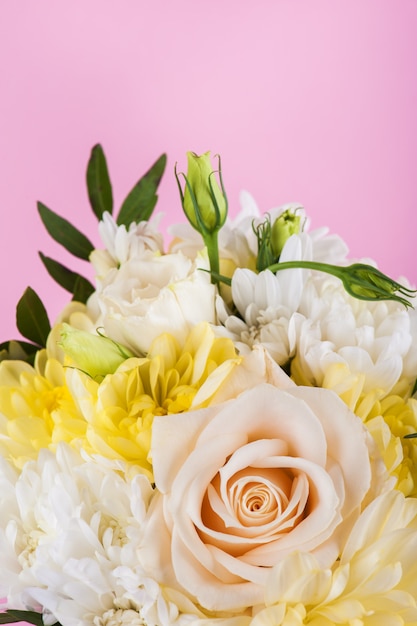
[143,383,380,613]
[92,250,217,354]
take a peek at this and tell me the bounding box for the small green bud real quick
[175,151,227,235]
[340,263,416,307]
[59,323,134,381]
[271,209,302,258]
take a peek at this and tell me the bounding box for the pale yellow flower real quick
[0,349,86,469]
[252,491,417,625]
[65,323,239,478]
[320,361,417,496]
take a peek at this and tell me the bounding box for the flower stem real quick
[267,260,416,307]
[204,231,220,284]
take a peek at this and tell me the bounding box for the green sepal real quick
[0,339,40,364]
[86,144,113,219]
[116,153,167,226]
[39,252,95,302]
[0,609,60,625]
[16,287,51,347]
[37,202,94,260]
[200,268,232,286]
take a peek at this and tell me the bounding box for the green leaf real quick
[72,274,95,303]
[86,144,113,219]
[16,287,51,347]
[0,609,60,625]
[117,153,167,226]
[37,202,94,260]
[39,253,95,302]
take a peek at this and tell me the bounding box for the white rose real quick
[143,383,380,613]
[93,250,217,354]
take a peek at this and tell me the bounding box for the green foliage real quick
[38,252,94,302]
[16,287,51,347]
[5,144,167,354]
[117,153,167,226]
[37,202,94,260]
[86,143,113,219]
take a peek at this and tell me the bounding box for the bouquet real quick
[1,146,417,626]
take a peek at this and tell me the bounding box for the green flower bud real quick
[268,259,416,308]
[271,209,302,258]
[175,151,227,235]
[340,263,416,307]
[59,323,134,381]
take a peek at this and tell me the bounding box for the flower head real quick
[144,382,384,613]
[254,490,417,626]
[65,323,239,477]
[0,350,86,469]
[92,249,217,355]
[176,151,227,236]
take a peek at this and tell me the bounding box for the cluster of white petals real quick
[292,273,417,396]
[217,228,349,365]
[0,444,188,626]
[90,212,164,276]
[212,194,417,399]
[90,249,217,355]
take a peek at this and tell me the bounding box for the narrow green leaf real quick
[0,609,60,626]
[86,144,113,219]
[117,153,167,226]
[72,274,95,303]
[39,253,94,301]
[16,287,51,347]
[0,614,22,624]
[37,202,94,260]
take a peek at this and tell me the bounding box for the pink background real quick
[1,0,417,344]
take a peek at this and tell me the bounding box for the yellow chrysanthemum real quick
[319,362,417,496]
[66,322,239,478]
[0,349,86,469]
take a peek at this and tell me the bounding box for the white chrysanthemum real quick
[90,212,164,277]
[0,444,179,626]
[252,490,417,625]
[217,228,348,364]
[291,272,417,396]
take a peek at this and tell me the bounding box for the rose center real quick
[231,470,293,526]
